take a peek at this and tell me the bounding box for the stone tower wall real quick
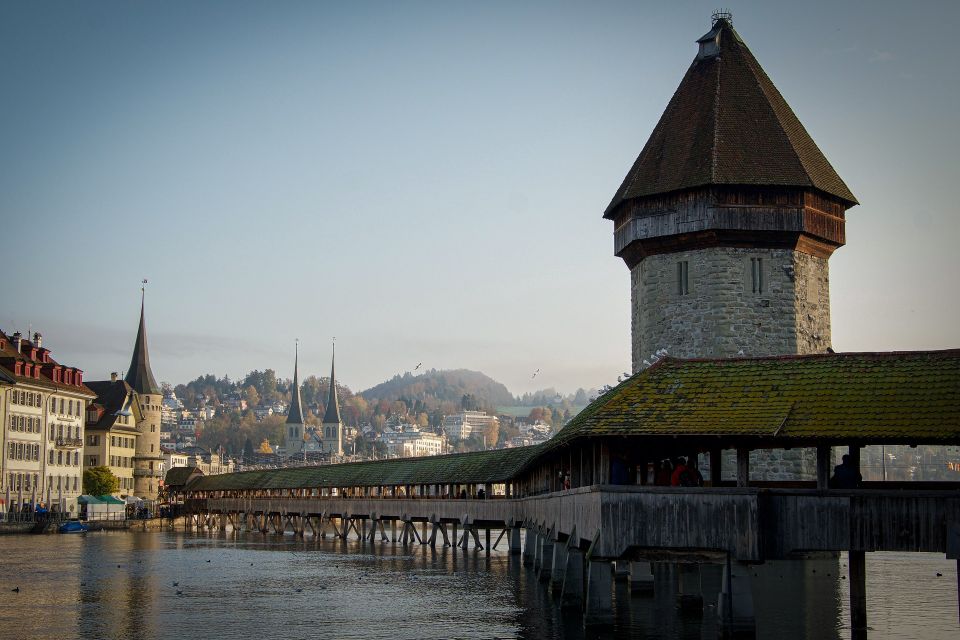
[285,422,304,459]
[133,393,163,499]
[630,247,831,371]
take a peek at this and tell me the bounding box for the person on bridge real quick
[830,454,863,489]
[654,459,673,486]
[670,457,704,487]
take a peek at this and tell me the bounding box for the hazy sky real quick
[1,1,957,396]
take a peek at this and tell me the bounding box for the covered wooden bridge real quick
[176,350,960,633]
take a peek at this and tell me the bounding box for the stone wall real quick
[630,247,830,371]
[632,247,830,481]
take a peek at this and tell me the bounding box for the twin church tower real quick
[606,15,857,371]
[283,343,343,459]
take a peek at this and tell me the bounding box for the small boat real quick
[58,521,89,534]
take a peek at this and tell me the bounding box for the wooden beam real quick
[736,448,750,487]
[816,445,832,490]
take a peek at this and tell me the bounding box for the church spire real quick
[286,340,305,425]
[322,342,342,424]
[125,284,160,395]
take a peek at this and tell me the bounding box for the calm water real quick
[0,531,956,639]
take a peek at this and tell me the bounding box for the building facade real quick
[442,410,498,442]
[604,16,858,480]
[84,377,143,497]
[320,348,343,457]
[284,344,306,458]
[605,16,857,373]
[125,296,165,500]
[0,331,94,514]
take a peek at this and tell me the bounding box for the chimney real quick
[111,372,119,382]
[12,332,22,353]
[32,332,42,348]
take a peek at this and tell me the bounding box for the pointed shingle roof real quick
[286,344,305,425]
[322,346,341,425]
[604,18,857,220]
[125,295,160,395]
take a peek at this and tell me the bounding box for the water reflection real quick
[0,532,955,639]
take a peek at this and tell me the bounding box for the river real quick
[0,531,955,639]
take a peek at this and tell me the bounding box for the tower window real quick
[751,257,765,294]
[677,261,689,295]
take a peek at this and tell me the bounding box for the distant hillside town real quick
[0,299,592,515]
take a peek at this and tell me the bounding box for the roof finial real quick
[712,9,732,25]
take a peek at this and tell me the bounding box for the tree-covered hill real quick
[360,369,515,410]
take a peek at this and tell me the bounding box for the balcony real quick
[55,437,83,449]
[133,468,163,478]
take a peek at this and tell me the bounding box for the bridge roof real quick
[548,350,960,447]
[188,444,544,492]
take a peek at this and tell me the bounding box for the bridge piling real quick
[550,537,568,593]
[522,528,535,566]
[677,563,704,614]
[849,551,867,639]
[538,530,554,582]
[509,526,522,555]
[628,561,655,595]
[718,556,756,638]
[584,559,614,626]
[560,534,585,609]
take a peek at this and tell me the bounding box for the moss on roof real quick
[189,444,544,492]
[188,351,960,493]
[548,351,960,447]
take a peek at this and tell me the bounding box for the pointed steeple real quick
[322,343,342,424]
[286,341,305,425]
[125,287,160,395]
[604,15,856,220]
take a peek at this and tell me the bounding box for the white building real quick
[1,331,94,515]
[442,410,498,441]
[382,425,447,458]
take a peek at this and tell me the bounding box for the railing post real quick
[816,445,832,490]
[736,449,750,487]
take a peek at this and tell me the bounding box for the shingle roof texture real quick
[604,18,857,219]
[125,298,160,395]
[189,445,544,492]
[86,380,137,430]
[186,351,959,492]
[286,348,305,425]
[548,351,960,446]
[322,349,342,425]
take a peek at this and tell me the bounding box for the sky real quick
[1,1,957,397]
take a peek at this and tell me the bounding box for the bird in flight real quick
[532,368,540,379]
[414,363,422,371]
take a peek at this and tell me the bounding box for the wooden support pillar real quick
[816,445,832,490]
[549,538,568,593]
[718,555,756,637]
[629,561,654,595]
[560,542,584,609]
[538,532,554,582]
[522,527,536,566]
[485,528,491,555]
[676,563,704,614]
[533,531,544,571]
[710,448,723,486]
[509,527,522,555]
[422,521,429,545]
[584,559,614,626]
[848,444,861,478]
[736,448,750,488]
[451,522,457,550]
[849,551,867,637]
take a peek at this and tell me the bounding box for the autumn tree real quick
[83,466,119,496]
